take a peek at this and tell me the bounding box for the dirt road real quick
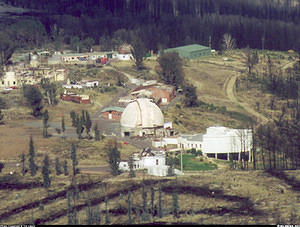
[224,73,269,124]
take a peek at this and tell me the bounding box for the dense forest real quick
[2,0,300,52]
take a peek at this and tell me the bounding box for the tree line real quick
[1,0,300,57]
[240,50,300,171]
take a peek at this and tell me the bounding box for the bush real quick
[0,97,6,109]
[0,162,4,173]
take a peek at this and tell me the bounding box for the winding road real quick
[224,58,297,124]
[224,73,269,124]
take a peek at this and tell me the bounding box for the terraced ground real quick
[0,167,300,225]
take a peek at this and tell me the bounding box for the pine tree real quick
[172,192,179,219]
[142,183,149,221]
[42,109,49,138]
[0,162,4,173]
[20,153,26,176]
[151,187,155,216]
[128,155,135,178]
[81,110,86,126]
[107,146,120,176]
[85,110,92,138]
[63,160,68,176]
[61,116,65,138]
[127,190,132,224]
[28,136,37,176]
[71,143,78,176]
[67,190,72,225]
[94,123,100,141]
[76,116,83,139]
[0,109,4,124]
[42,155,51,189]
[55,157,62,175]
[158,183,162,218]
[105,196,110,224]
[70,110,78,127]
[86,199,93,225]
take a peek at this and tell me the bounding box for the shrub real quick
[0,162,4,173]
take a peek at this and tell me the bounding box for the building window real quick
[156,159,158,165]
[1,81,4,85]
[200,144,202,148]
[123,164,126,167]
[195,144,197,148]
[134,164,136,168]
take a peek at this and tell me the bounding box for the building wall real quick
[61,94,91,104]
[0,72,19,87]
[164,45,211,59]
[101,110,122,120]
[121,126,165,137]
[202,127,252,154]
[117,54,133,60]
[148,87,174,103]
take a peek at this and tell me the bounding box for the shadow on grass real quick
[162,185,263,216]
[1,178,263,225]
[0,175,43,190]
[0,178,103,222]
[265,170,300,191]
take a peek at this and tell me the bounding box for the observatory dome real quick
[120,98,164,129]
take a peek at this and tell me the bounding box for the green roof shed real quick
[163,44,211,59]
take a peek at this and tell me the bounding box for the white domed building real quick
[120,98,164,137]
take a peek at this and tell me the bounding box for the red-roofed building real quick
[131,83,175,105]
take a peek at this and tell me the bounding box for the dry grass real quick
[1,166,300,225]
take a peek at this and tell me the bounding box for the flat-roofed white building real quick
[202,126,252,160]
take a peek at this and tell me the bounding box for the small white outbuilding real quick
[119,148,183,177]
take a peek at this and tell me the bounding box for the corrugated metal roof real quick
[181,133,203,142]
[101,106,125,113]
[165,44,210,53]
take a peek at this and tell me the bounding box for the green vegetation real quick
[28,136,38,176]
[70,143,78,176]
[180,154,217,171]
[23,85,44,118]
[107,145,121,176]
[131,35,147,70]
[0,162,4,173]
[158,52,184,89]
[0,109,4,124]
[42,155,51,189]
